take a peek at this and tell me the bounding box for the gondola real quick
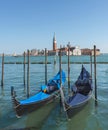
[11,70,66,117]
[64,65,93,119]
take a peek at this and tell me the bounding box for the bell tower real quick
[53,33,57,51]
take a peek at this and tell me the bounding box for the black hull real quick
[65,95,91,119]
[63,65,93,119]
[12,90,60,117]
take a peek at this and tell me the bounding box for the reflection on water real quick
[3,101,58,130]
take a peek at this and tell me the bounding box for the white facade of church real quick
[73,46,81,55]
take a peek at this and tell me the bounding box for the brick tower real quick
[53,33,57,51]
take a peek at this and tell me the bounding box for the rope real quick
[52,90,60,99]
[64,103,72,111]
[14,104,20,109]
[91,93,98,102]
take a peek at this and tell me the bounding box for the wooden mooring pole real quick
[59,46,67,113]
[1,53,4,87]
[27,50,30,98]
[23,51,26,89]
[45,48,47,85]
[59,46,62,85]
[90,51,92,78]
[94,45,97,105]
[68,45,70,94]
[59,46,62,106]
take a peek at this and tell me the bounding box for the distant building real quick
[81,48,100,55]
[12,52,17,57]
[73,46,81,55]
[66,50,72,56]
[38,49,45,55]
[66,46,81,56]
[45,33,100,56]
[48,33,58,56]
[91,49,100,55]
[48,34,83,56]
[53,33,57,51]
[58,46,67,56]
[48,50,58,56]
[31,49,38,56]
[81,48,91,55]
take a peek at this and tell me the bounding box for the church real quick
[48,33,81,56]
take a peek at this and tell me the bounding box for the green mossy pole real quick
[45,48,47,85]
[90,51,92,78]
[23,51,26,89]
[68,45,70,95]
[1,53,4,87]
[27,50,30,98]
[94,45,97,105]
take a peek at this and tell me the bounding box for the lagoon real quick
[0,55,108,130]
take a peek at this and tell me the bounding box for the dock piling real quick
[1,53,4,87]
[23,51,26,89]
[68,45,70,94]
[45,48,47,85]
[94,45,97,105]
[90,51,92,78]
[59,45,62,107]
[59,45,62,86]
[27,50,30,98]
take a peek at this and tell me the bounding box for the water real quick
[0,55,108,130]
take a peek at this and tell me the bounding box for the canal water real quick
[0,55,108,130]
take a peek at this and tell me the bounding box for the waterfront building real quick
[48,33,58,56]
[35,33,101,56]
[81,48,91,55]
[73,46,81,55]
[81,48,100,55]
[91,49,100,55]
[53,33,57,51]
[48,50,58,56]
[31,49,38,56]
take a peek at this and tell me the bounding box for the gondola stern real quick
[11,86,19,105]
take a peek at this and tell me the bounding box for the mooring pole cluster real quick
[0,45,98,106]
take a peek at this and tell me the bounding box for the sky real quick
[0,0,108,54]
